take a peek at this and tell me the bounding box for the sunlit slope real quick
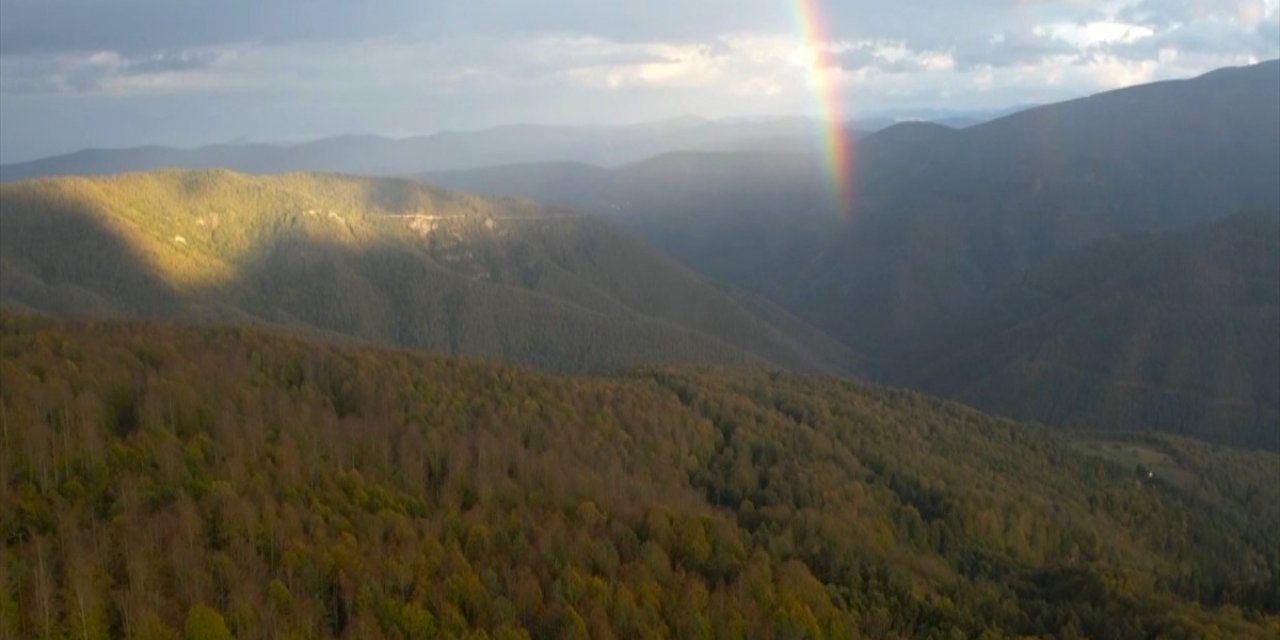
[896,208,1280,450]
[2,312,1277,638]
[0,170,853,373]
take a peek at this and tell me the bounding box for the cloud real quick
[947,29,1078,70]
[836,41,957,74]
[127,50,224,74]
[1035,21,1156,48]
[0,0,433,55]
[3,1,1274,83]
[1118,0,1274,28]
[0,48,228,95]
[0,0,1277,161]
[1104,9,1280,60]
[0,0,785,56]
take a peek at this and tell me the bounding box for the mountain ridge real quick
[0,118,842,181]
[0,169,855,374]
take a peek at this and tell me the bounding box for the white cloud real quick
[553,40,724,89]
[1035,21,1156,48]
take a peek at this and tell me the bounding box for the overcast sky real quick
[1,0,1277,162]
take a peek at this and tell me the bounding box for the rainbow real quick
[792,0,854,214]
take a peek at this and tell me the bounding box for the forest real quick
[2,312,1278,639]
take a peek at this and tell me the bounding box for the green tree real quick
[184,604,233,640]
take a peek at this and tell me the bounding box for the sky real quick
[1,0,1277,163]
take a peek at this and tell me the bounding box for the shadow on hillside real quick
[0,195,182,317]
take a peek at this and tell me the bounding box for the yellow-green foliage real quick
[0,170,534,287]
[184,604,234,640]
[2,312,1278,638]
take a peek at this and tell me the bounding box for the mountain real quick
[3,312,1278,638]
[430,60,1280,342]
[0,117,842,182]
[0,169,853,374]
[426,150,840,301]
[848,104,1039,131]
[0,105,1043,183]
[860,59,1280,228]
[896,208,1280,450]
[423,60,1280,448]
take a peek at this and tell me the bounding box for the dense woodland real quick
[3,312,1278,638]
[896,207,1280,449]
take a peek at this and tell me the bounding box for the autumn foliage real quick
[2,313,1277,638]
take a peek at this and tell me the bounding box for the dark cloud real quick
[2,1,1263,67]
[0,49,225,95]
[0,1,1121,58]
[0,0,787,55]
[0,0,431,55]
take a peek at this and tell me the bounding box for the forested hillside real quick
[3,313,1278,638]
[0,170,851,374]
[895,208,1280,450]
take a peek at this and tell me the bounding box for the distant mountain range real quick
[6,310,1278,637]
[0,108,1036,182]
[0,170,853,374]
[425,59,1280,448]
[847,104,1041,131]
[0,117,833,181]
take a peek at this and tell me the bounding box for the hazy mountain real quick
[0,117,844,181]
[0,169,854,374]
[424,60,1280,447]
[802,58,1277,352]
[897,208,1280,450]
[0,105,1043,182]
[849,103,1039,130]
[4,311,1278,637]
